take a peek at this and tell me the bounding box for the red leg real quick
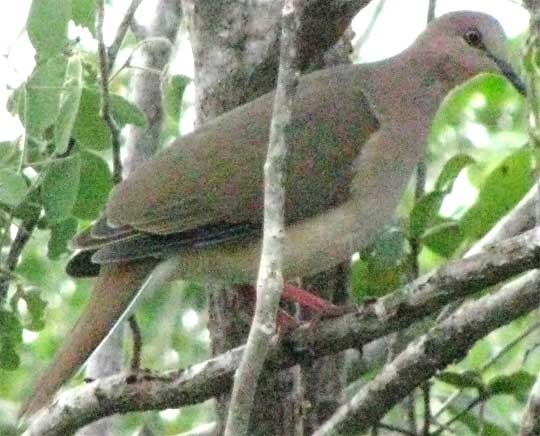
[237,283,347,329]
[282,283,338,312]
[276,309,300,331]
[236,285,300,330]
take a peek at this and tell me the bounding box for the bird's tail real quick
[19,259,157,419]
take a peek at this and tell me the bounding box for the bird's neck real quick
[359,53,450,144]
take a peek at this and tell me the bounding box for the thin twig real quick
[520,376,540,435]
[128,315,142,371]
[223,1,300,435]
[107,0,144,66]
[354,0,386,56]
[483,322,540,372]
[433,321,540,420]
[0,216,39,305]
[434,397,482,435]
[96,0,123,184]
[427,0,437,22]
[108,37,174,83]
[422,382,431,435]
[378,422,418,436]
[176,422,218,436]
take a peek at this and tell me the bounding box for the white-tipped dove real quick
[20,11,526,418]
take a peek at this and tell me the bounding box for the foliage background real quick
[0,0,536,434]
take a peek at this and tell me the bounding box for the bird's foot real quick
[236,282,353,331]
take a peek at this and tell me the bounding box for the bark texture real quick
[181,0,362,433]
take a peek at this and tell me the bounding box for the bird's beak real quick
[488,53,526,95]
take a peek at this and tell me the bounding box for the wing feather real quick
[68,64,380,274]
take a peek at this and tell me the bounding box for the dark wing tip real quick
[66,250,101,277]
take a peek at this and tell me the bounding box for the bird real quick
[20,11,526,418]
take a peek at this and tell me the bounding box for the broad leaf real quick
[48,216,78,259]
[0,170,28,208]
[72,150,113,220]
[71,0,95,35]
[435,153,475,192]
[17,55,68,136]
[73,88,112,150]
[461,149,534,240]
[27,0,71,59]
[41,154,82,222]
[110,94,147,128]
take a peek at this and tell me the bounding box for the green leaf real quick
[27,0,71,59]
[22,290,48,331]
[430,78,476,137]
[110,94,147,127]
[409,191,445,239]
[461,149,534,240]
[18,55,68,136]
[436,370,484,390]
[164,74,190,121]
[0,169,28,208]
[41,154,82,222]
[487,371,535,400]
[368,226,406,268]
[0,310,23,345]
[72,150,113,220]
[352,227,407,299]
[422,220,464,258]
[48,216,78,259]
[0,141,21,166]
[0,339,20,370]
[71,0,95,35]
[443,406,511,436]
[6,86,21,116]
[73,88,112,150]
[12,188,42,222]
[435,153,476,192]
[54,56,83,154]
[183,281,207,310]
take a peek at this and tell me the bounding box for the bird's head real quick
[414,11,525,95]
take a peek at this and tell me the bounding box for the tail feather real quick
[20,260,157,419]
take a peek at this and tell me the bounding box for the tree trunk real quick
[182,1,355,433]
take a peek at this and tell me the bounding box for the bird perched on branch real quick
[21,11,525,419]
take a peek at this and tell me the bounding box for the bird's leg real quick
[276,309,301,331]
[282,282,340,313]
[236,285,300,330]
[237,282,350,331]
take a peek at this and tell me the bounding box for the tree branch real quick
[0,215,39,304]
[84,3,163,434]
[183,0,373,122]
[519,3,540,435]
[223,1,300,435]
[107,0,145,66]
[96,0,123,184]
[122,0,181,175]
[313,269,540,435]
[23,227,540,435]
[466,184,538,257]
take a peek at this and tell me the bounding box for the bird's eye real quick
[464,29,482,47]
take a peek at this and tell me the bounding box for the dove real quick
[20,11,525,418]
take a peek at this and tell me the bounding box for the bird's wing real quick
[69,65,380,270]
